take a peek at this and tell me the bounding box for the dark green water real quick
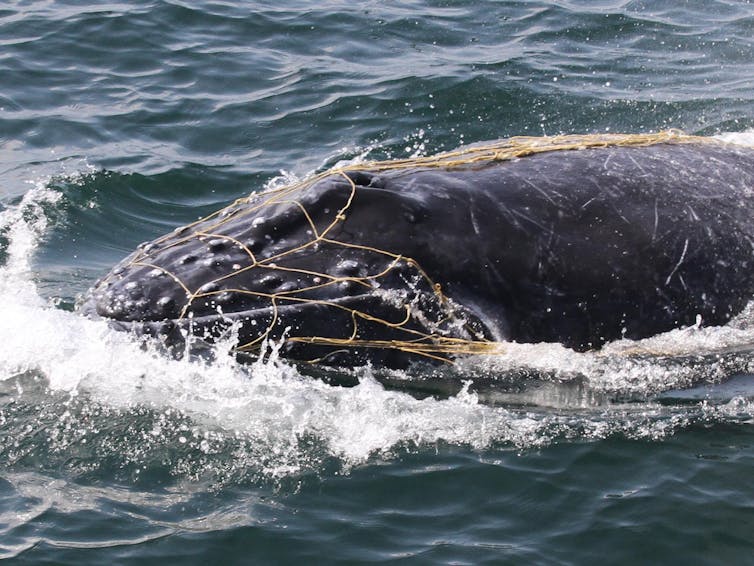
[2,1,754,563]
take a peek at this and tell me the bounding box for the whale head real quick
[82,172,491,367]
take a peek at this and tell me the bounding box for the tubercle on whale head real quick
[81,169,496,367]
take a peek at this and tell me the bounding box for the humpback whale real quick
[82,133,754,367]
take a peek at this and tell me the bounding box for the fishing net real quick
[106,130,711,363]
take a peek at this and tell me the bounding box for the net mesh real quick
[113,130,712,363]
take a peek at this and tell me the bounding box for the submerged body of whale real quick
[83,137,754,367]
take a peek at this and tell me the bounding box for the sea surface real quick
[2,1,754,563]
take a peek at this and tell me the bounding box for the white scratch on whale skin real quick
[665,238,689,286]
[651,198,659,244]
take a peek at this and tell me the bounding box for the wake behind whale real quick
[82,132,754,371]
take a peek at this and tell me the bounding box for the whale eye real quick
[180,253,199,265]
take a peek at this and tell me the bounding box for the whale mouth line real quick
[96,291,498,365]
[101,293,386,330]
[101,293,434,340]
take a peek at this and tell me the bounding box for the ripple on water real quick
[3,0,754,561]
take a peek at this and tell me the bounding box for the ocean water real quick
[2,1,754,563]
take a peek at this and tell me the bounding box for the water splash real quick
[714,130,754,147]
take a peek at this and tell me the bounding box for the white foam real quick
[714,130,754,147]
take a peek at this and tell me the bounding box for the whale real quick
[82,133,754,368]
